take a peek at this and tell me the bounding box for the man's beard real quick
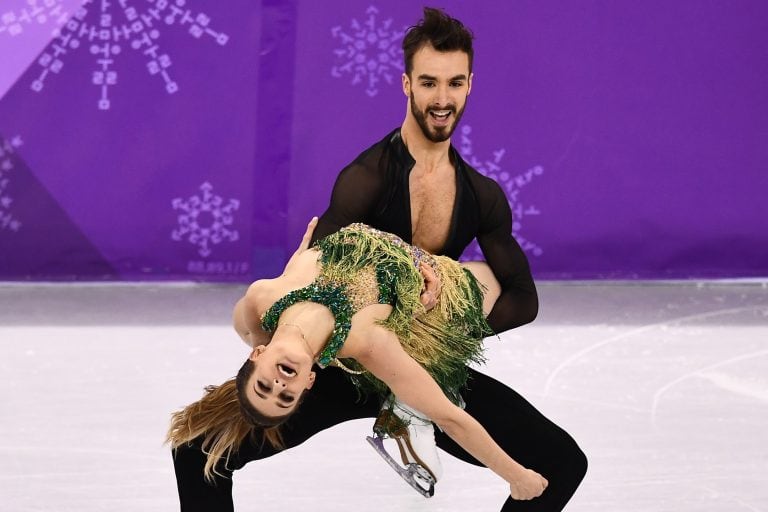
[409,92,467,143]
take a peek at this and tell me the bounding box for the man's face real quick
[404,45,473,143]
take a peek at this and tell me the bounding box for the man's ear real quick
[402,72,411,97]
[249,344,266,361]
[467,72,473,96]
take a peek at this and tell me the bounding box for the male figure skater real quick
[172,8,587,511]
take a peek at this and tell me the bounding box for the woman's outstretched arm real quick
[347,318,548,501]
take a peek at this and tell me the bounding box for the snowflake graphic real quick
[458,125,544,259]
[0,135,23,233]
[16,0,229,110]
[171,182,240,258]
[0,0,70,37]
[330,5,406,97]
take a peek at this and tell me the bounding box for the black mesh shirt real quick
[311,128,538,332]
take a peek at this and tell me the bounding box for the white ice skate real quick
[366,398,443,498]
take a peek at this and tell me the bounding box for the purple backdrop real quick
[1,0,766,281]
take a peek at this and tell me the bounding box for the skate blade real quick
[366,435,435,498]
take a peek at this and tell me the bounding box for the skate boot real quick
[366,398,443,498]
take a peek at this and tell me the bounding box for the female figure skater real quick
[168,219,548,502]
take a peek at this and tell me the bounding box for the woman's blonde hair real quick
[166,360,287,482]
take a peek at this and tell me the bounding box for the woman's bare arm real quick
[282,217,318,275]
[232,293,270,347]
[347,320,548,500]
[232,218,321,347]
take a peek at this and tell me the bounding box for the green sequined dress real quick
[261,223,493,403]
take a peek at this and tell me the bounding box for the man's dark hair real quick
[402,7,474,76]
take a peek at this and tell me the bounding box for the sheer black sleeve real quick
[475,179,539,332]
[310,157,386,244]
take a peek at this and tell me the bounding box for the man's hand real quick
[419,262,441,311]
[509,467,548,500]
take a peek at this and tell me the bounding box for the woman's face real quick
[245,336,316,417]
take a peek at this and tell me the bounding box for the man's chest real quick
[408,168,457,253]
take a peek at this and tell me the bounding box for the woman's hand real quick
[295,216,318,254]
[509,467,548,500]
[283,217,318,272]
[419,262,441,311]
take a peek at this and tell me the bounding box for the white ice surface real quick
[1,281,766,511]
